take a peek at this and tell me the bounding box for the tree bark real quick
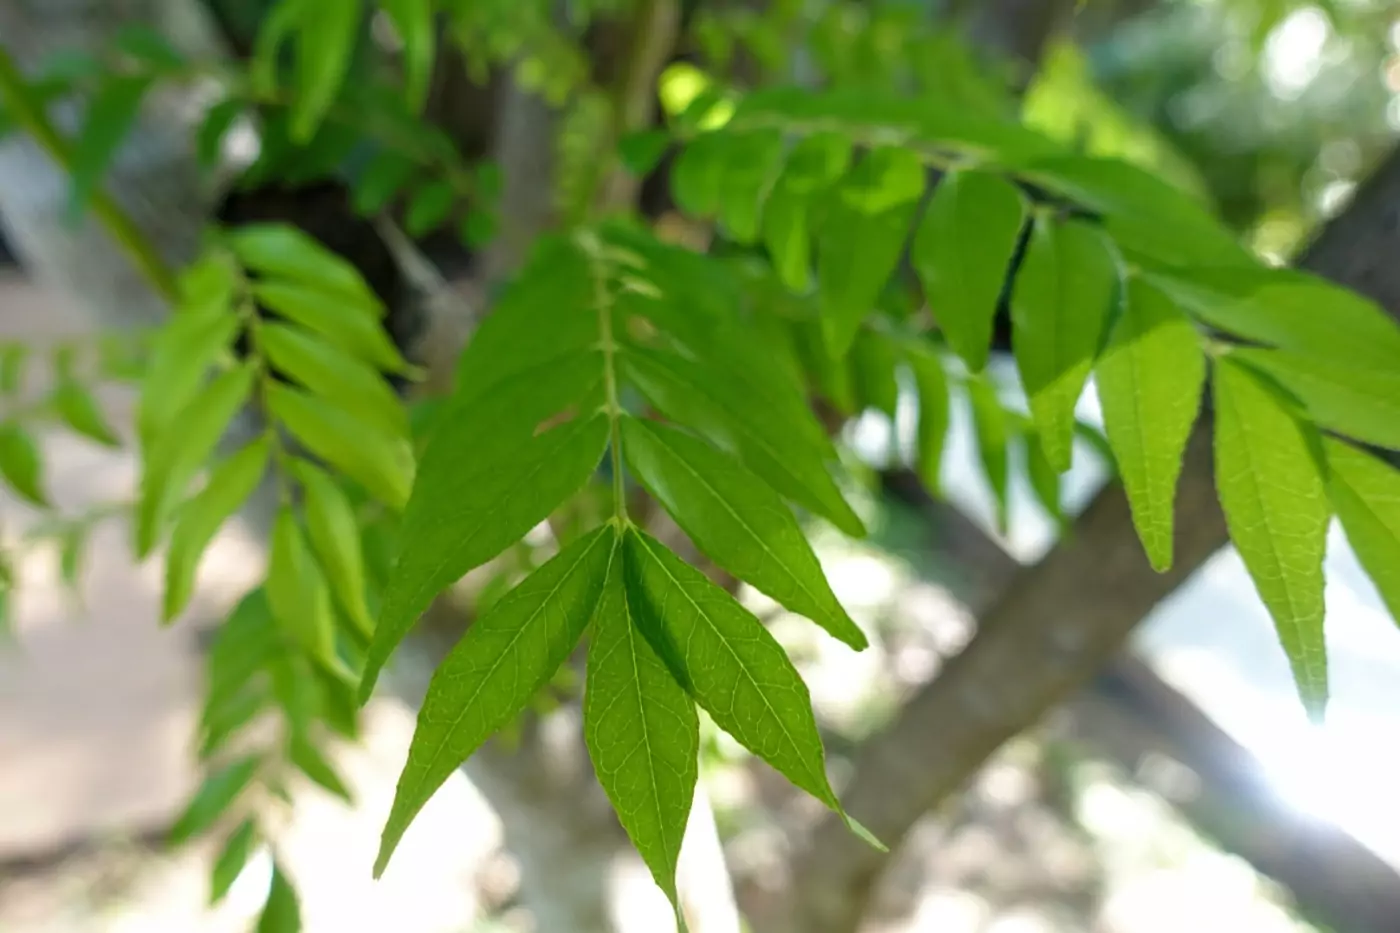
[783,146,1400,933]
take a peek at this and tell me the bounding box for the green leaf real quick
[52,381,121,448]
[361,413,610,701]
[761,132,853,293]
[138,306,241,448]
[231,224,383,315]
[291,0,361,141]
[621,417,865,649]
[818,147,926,355]
[375,525,616,875]
[967,373,1010,534]
[671,131,730,217]
[137,362,257,557]
[289,735,352,802]
[256,861,301,933]
[0,343,26,395]
[849,329,900,418]
[1010,215,1117,472]
[167,755,260,847]
[259,321,408,438]
[911,171,1027,373]
[905,342,949,495]
[379,0,435,110]
[352,150,416,215]
[291,460,375,640]
[1228,347,1400,452]
[618,129,670,176]
[404,180,457,236]
[0,423,48,507]
[67,75,152,220]
[586,536,698,915]
[623,529,847,819]
[266,507,339,670]
[196,98,245,171]
[716,128,785,244]
[165,436,273,622]
[264,382,415,509]
[623,349,865,537]
[1023,431,1064,529]
[209,818,258,905]
[1324,439,1400,626]
[253,282,407,375]
[1094,277,1205,571]
[1213,358,1329,720]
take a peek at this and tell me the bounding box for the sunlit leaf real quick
[256,861,301,933]
[209,818,258,906]
[292,459,375,640]
[1230,347,1400,452]
[259,321,408,438]
[167,754,260,847]
[1325,439,1400,627]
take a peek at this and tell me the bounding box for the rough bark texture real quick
[783,147,1400,933]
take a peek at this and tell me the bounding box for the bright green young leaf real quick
[353,150,417,215]
[230,224,383,314]
[290,0,360,141]
[52,381,121,448]
[138,308,241,448]
[967,373,1010,533]
[375,525,615,875]
[361,413,610,701]
[716,128,785,244]
[849,329,900,418]
[1094,276,1205,571]
[621,417,865,649]
[253,282,408,374]
[818,147,926,355]
[379,0,435,110]
[167,754,260,847]
[266,507,339,670]
[905,341,949,496]
[1010,214,1117,472]
[586,536,698,916]
[264,382,414,510]
[623,349,865,537]
[291,460,375,640]
[257,861,302,933]
[68,75,152,220]
[259,321,408,438]
[912,171,1027,373]
[0,423,48,507]
[1324,439,1400,626]
[165,436,273,622]
[209,818,258,906]
[404,180,457,236]
[137,362,257,557]
[1229,347,1400,452]
[1213,358,1330,720]
[623,529,846,818]
[289,735,352,802]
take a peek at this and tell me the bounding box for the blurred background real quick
[4,1,1400,931]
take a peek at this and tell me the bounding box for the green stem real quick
[586,234,628,523]
[0,46,179,303]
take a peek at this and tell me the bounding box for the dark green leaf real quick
[256,861,301,933]
[232,225,384,315]
[622,417,865,649]
[291,0,361,141]
[352,150,416,215]
[1010,215,1117,472]
[167,755,260,847]
[1325,439,1400,627]
[1229,347,1400,452]
[52,381,120,448]
[165,436,272,622]
[209,818,259,905]
[265,382,415,509]
[818,147,926,355]
[1213,358,1329,720]
[912,171,1026,373]
[68,75,152,220]
[586,536,697,914]
[196,98,244,172]
[1094,277,1205,571]
[459,210,498,249]
[967,373,1010,533]
[361,413,609,700]
[113,24,187,70]
[905,342,949,496]
[259,321,408,438]
[716,128,785,244]
[849,329,900,418]
[136,362,257,558]
[0,423,48,507]
[624,530,850,822]
[375,525,616,875]
[404,180,457,236]
[618,129,670,176]
[292,459,375,640]
[379,0,435,110]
